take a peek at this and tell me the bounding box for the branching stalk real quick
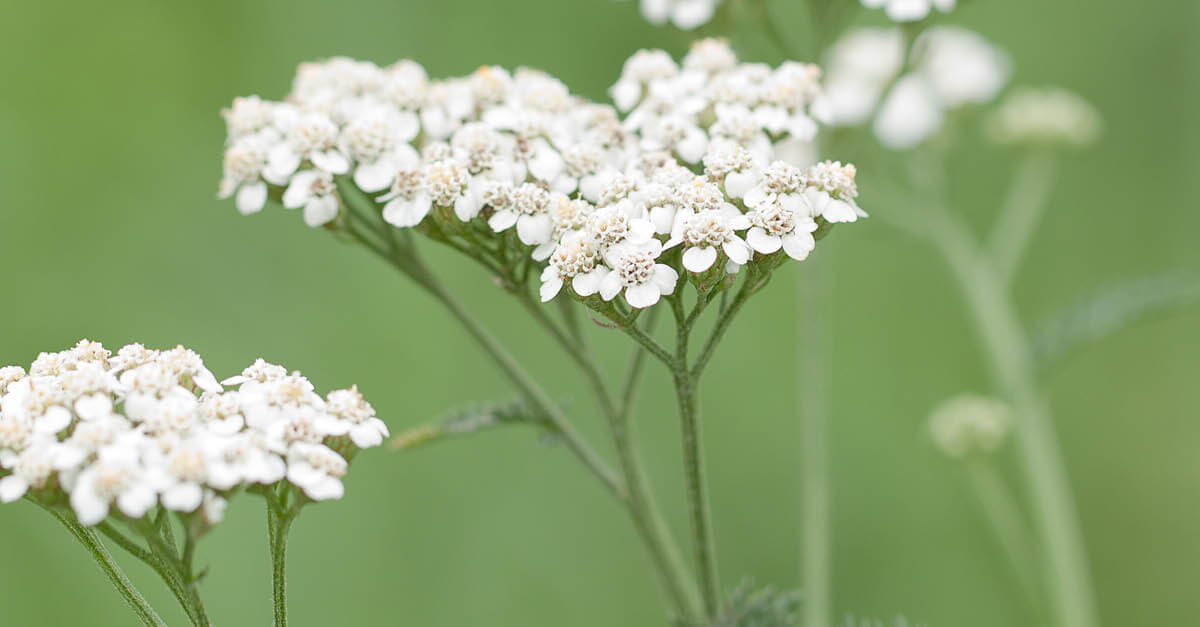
[42,506,166,627]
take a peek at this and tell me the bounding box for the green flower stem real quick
[43,506,166,627]
[987,151,1058,287]
[341,213,623,498]
[919,161,1098,627]
[338,193,707,621]
[966,461,1045,618]
[267,500,295,627]
[672,368,721,619]
[799,254,832,627]
[133,518,210,626]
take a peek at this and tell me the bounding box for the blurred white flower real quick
[929,395,1011,459]
[986,87,1102,147]
[639,0,721,30]
[860,0,955,22]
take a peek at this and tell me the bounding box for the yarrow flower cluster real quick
[823,26,1009,149]
[218,39,865,311]
[928,395,1010,459]
[0,340,386,526]
[986,87,1102,148]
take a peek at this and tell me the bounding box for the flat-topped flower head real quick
[216,47,868,314]
[0,341,386,528]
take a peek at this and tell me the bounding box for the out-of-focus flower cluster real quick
[0,340,387,527]
[928,395,1010,459]
[986,87,1102,148]
[860,0,955,23]
[824,26,1010,149]
[638,0,722,30]
[218,39,865,310]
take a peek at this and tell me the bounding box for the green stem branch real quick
[43,507,166,627]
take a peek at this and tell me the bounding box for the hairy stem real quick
[609,308,706,621]
[268,502,294,627]
[134,519,209,626]
[44,507,166,627]
[342,213,623,498]
[672,369,721,618]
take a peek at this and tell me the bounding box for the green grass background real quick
[0,0,1197,625]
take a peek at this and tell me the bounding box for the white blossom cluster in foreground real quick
[0,340,386,526]
[219,39,865,310]
[928,395,1010,459]
[986,87,1102,148]
[860,0,955,23]
[823,26,1009,149]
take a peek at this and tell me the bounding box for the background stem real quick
[800,254,832,627]
[931,205,1098,627]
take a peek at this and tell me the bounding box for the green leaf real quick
[1033,273,1200,370]
[390,398,551,451]
[713,579,803,627]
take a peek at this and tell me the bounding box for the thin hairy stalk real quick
[267,501,295,627]
[604,307,706,621]
[339,206,703,620]
[341,212,623,497]
[988,151,1058,286]
[672,367,721,618]
[42,506,166,627]
[100,521,196,621]
[618,308,661,418]
[800,253,832,627]
[966,461,1045,618]
[923,184,1098,627]
[664,291,722,618]
[134,520,209,626]
[692,276,757,379]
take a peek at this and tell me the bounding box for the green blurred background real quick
[0,0,1197,625]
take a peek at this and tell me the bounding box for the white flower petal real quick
[236,182,268,215]
[746,227,782,254]
[682,246,718,272]
[354,160,396,193]
[488,210,519,232]
[0,475,28,503]
[781,231,816,261]
[599,271,623,301]
[382,194,433,228]
[311,150,350,174]
[625,282,661,309]
[540,276,564,302]
[303,195,339,227]
[516,214,554,246]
